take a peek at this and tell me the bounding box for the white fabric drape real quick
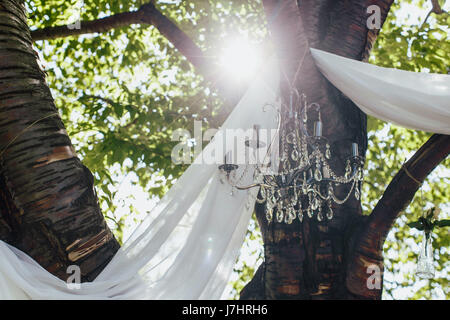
[310,48,450,135]
[0,58,280,299]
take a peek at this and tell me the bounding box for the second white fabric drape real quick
[310,48,450,135]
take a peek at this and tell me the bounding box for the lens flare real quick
[218,38,262,82]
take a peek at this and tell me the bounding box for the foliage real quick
[25,0,448,299]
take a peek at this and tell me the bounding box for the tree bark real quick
[0,0,119,282]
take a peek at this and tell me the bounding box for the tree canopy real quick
[25,0,449,299]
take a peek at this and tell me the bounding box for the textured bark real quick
[346,134,450,297]
[241,0,395,300]
[0,0,119,282]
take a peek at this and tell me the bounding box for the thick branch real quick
[31,3,214,79]
[421,0,448,28]
[430,0,444,14]
[367,134,450,245]
[31,10,144,41]
[346,134,450,298]
[30,2,244,107]
[139,3,212,78]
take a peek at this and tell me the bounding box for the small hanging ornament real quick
[416,231,434,279]
[408,207,449,280]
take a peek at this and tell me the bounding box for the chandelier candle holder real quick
[219,92,365,224]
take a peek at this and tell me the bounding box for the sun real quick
[218,38,262,82]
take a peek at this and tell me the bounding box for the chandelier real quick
[219,91,365,224]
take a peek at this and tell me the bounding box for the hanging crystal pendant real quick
[266,206,273,222]
[317,207,324,222]
[311,196,318,210]
[307,206,313,218]
[326,203,333,220]
[355,183,360,200]
[276,203,284,223]
[416,233,435,279]
[298,210,304,222]
[325,144,331,159]
[302,174,308,194]
[285,206,296,224]
[345,160,351,179]
[291,149,299,161]
[314,167,322,181]
[256,187,266,204]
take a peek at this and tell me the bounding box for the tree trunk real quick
[0,0,119,282]
[240,0,394,300]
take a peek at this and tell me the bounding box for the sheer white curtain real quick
[310,48,450,135]
[0,57,280,300]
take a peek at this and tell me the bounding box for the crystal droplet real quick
[307,207,313,218]
[317,210,324,222]
[326,206,333,220]
[312,197,319,210]
[291,149,299,161]
[285,209,293,224]
[314,168,322,181]
[359,168,364,180]
[276,208,284,223]
[266,207,273,222]
[298,211,304,222]
[289,207,296,220]
[325,144,331,159]
[328,184,333,196]
[345,161,351,179]
[302,179,308,194]
[355,185,360,200]
[266,197,272,209]
[260,187,266,198]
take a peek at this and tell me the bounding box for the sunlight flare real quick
[218,38,262,82]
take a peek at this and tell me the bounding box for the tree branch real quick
[31,3,210,75]
[139,3,212,79]
[30,2,243,105]
[346,134,450,298]
[31,10,144,41]
[367,134,450,245]
[421,0,448,28]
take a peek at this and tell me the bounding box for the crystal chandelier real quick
[219,91,365,224]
